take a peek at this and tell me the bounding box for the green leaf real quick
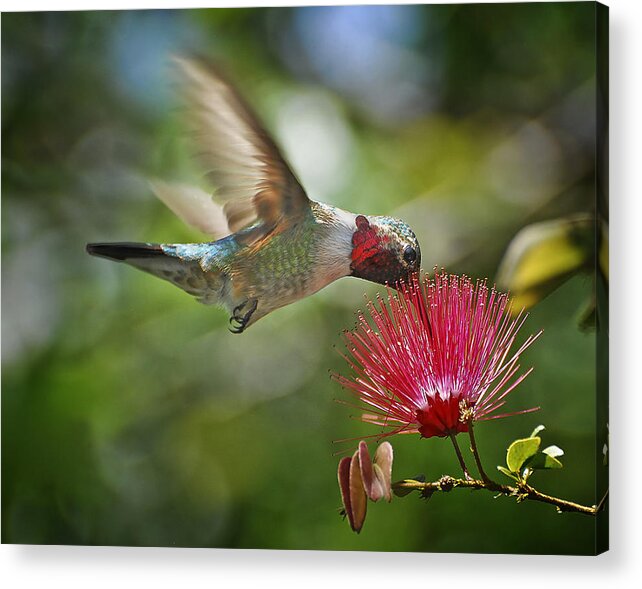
[497,465,518,481]
[506,437,541,472]
[542,445,564,458]
[526,452,563,470]
[530,425,546,438]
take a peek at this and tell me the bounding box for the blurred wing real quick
[150,180,230,239]
[174,56,310,244]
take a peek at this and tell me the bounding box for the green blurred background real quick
[2,3,603,553]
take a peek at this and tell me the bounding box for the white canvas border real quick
[1,0,640,587]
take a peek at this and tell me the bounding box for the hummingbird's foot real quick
[229,299,258,334]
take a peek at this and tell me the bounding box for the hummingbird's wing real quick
[149,180,230,239]
[172,56,310,245]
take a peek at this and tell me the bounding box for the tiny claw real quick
[229,320,244,334]
[228,315,244,334]
[228,298,258,334]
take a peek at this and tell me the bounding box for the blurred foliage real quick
[2,4,603,553]
[497,214,594,310]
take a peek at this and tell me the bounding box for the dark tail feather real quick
[86,242,165,261]
[87,241,225,306]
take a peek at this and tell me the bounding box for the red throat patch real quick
[351,215,381,265]
[350,215,395,280]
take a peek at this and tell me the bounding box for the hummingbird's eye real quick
[403,246,417,265]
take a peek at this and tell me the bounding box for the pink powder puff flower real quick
[334,271,542,440]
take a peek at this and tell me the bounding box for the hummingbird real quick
[87,57,421,333]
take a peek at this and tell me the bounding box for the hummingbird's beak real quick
[394,268,420,291]
[388,274,410,292]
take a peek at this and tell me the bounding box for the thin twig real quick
[467,421,491,483]
[392,476,608,517]
[596,489,609,512]
[449,432,471,480]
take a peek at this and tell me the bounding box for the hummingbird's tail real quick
[86,242,166,261]
[86,242,227,305]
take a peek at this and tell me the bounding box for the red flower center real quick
[415,394,470,438]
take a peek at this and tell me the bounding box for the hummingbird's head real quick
[349,214,421,287]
